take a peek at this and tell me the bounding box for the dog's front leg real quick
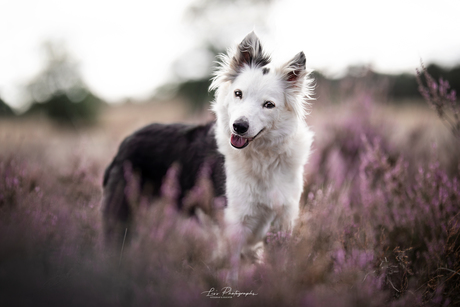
[224,220,248,286]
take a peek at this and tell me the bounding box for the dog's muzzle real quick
[233,118,249,135]
[231,117,250,149]
[230,125,265,150]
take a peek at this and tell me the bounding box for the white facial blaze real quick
[226,68,286,139]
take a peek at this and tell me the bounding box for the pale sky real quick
[1,0,459,109]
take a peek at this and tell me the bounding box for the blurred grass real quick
[0,84,459,306]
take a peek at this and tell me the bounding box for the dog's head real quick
[210,32,313,150]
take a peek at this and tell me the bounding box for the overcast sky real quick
[1,0,460,108]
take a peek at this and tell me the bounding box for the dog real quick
[102,122,225,244]
[102,32,314,276]
[210,32,314,281]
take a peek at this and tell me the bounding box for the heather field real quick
[1,76,459,306]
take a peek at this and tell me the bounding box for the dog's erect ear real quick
[210,31,271,90]
[232,31,270,71]
[281,51,307,88]
[278,51,313,119]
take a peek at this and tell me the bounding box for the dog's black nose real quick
[233,118,249,135]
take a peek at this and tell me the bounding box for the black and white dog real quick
[102,32,314,277]
[102,122,225,243]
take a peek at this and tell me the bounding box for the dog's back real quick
[102,122,225,244]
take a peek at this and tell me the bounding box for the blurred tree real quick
[322,63,460,102]
[167,45,219,111]
[388,64,460,101]
[426,63,460,95]
[389,73,419,99]
[0,96,14,117]
[24,41,102,125]
[174,78,215,111]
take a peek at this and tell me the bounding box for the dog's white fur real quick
[210,32,314,280]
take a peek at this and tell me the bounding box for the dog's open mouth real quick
[230,134,252,149]
[230,129,264,149]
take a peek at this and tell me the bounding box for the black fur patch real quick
[102,122,225,243]
[236,35,270,70]
[262,67,270,75]
[224,32,271,82]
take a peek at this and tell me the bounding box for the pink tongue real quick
[231,134,247,148]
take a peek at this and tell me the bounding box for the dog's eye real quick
[263,101,275,109]
[234,90,242,99]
